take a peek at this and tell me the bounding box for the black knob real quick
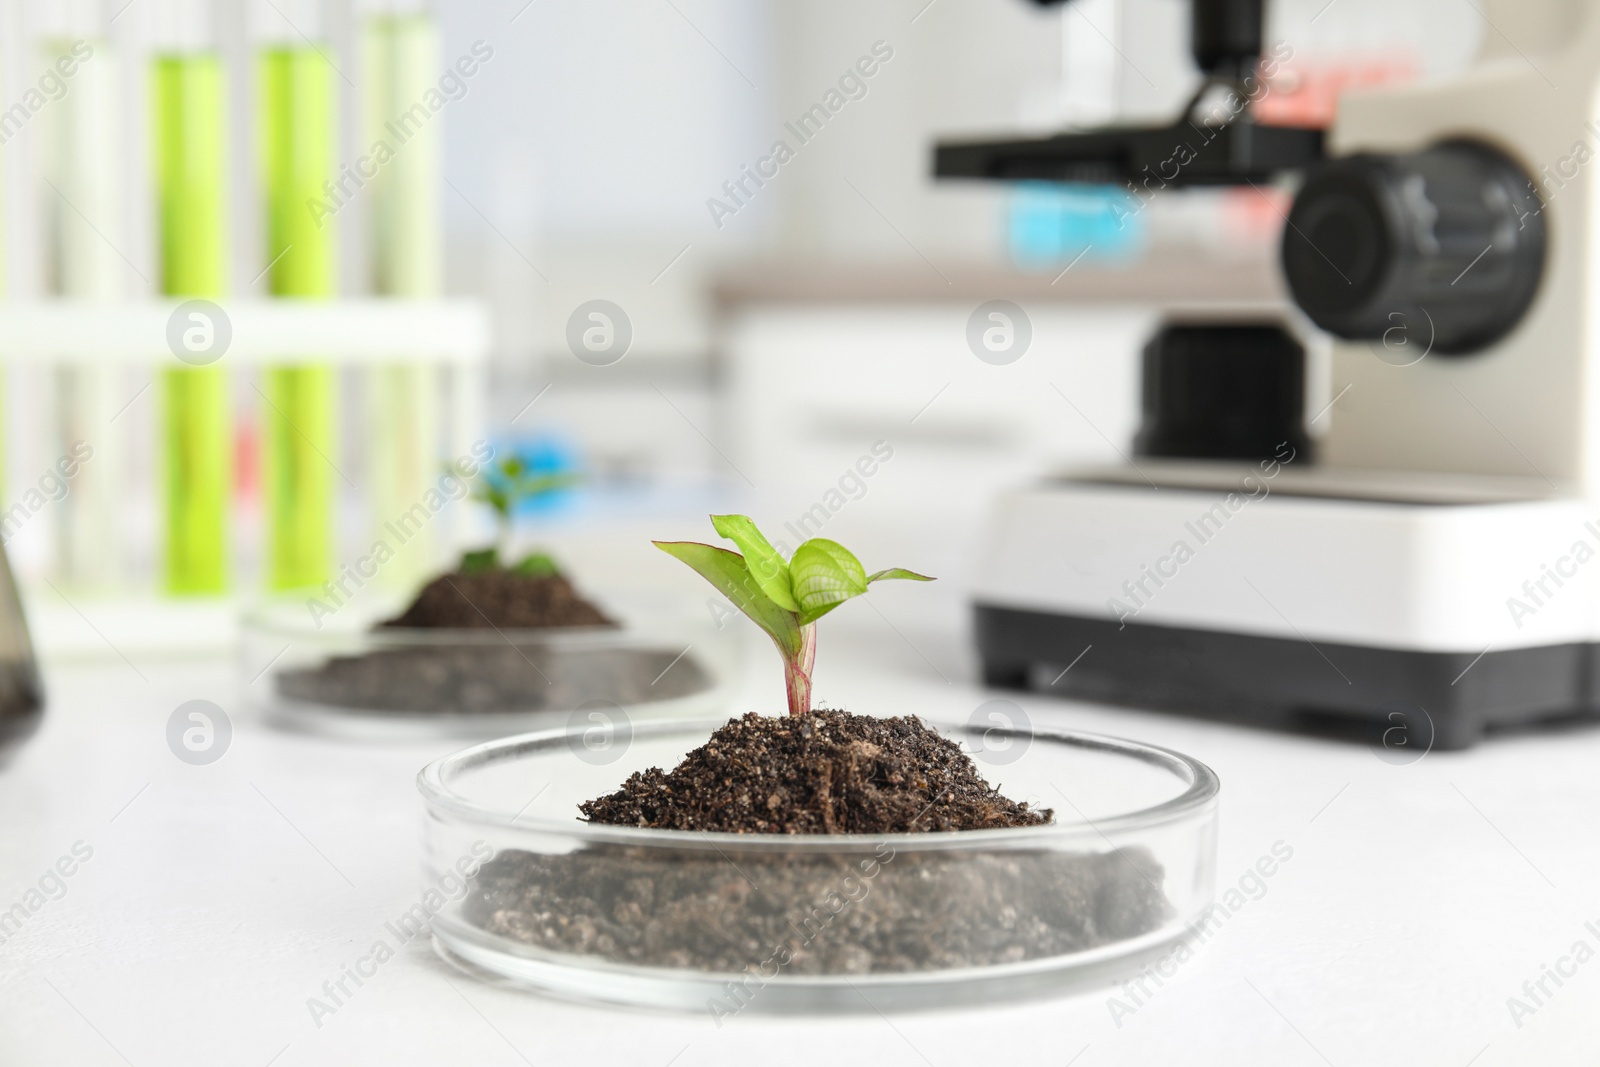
[1192,0,1263,75]
[1282,141,1545,355]
[1134,323,1311,463]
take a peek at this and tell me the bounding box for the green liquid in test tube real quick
[153,53,230,595]
[260,45,336,591]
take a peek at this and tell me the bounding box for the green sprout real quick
[655,515,932,716]
[461,455,573,576]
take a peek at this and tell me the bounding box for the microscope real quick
[938,0,1593,748]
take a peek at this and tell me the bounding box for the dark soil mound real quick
[580,709,1051,834]
[383,570,613,630]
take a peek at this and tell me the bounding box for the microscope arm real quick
[932,0,1321,187]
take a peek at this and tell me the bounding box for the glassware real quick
[361,0,444,593]
[257,0,338,591]
[0,542,43,761]
[42,1,127,592]
[417,718,1220,1012]
[243,594,740,740]
[152,0,230,593]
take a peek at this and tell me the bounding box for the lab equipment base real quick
[975,604,1600,750]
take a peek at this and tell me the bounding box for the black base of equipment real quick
[975,604,1600,750]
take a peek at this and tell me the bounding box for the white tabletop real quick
[1,610,1594,1067]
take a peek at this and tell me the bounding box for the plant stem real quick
[784,622,817,716]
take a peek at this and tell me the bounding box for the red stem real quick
[784,623,817,716]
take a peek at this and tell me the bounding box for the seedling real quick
[462,455,573,576]
[655,515,932,715]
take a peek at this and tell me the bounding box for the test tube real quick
[361,0,442,590]
[256,0,336,591]
[151,0,230,595]
[41,1,124,591]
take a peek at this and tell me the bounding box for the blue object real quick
[1008,183,1146,269]
[492,436,580,516]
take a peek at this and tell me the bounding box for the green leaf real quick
[789,539,868,622]
[513,552,559,578]
[710,514,798,611]
[867,567,935,584]
[653,541,803,657]
[797,601,845,626]
[459,547,499,573]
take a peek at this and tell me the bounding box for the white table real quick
[1,610,1594,1067]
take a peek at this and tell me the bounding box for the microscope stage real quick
[974,470,1600,748]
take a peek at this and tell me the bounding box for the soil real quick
[382,569,614,630]
[463,844,1170,975]
[277,644,710,715]
[580,710,1050,834]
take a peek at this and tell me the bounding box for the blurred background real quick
[0,0,1483,658]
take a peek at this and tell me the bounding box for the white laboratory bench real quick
[1,603,1597,1067]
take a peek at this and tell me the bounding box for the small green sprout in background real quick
[655,515,932,716]
[461,455,573,576]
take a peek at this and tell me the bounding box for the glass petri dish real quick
[242,594,739,741]
[417,717,1220,1013]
